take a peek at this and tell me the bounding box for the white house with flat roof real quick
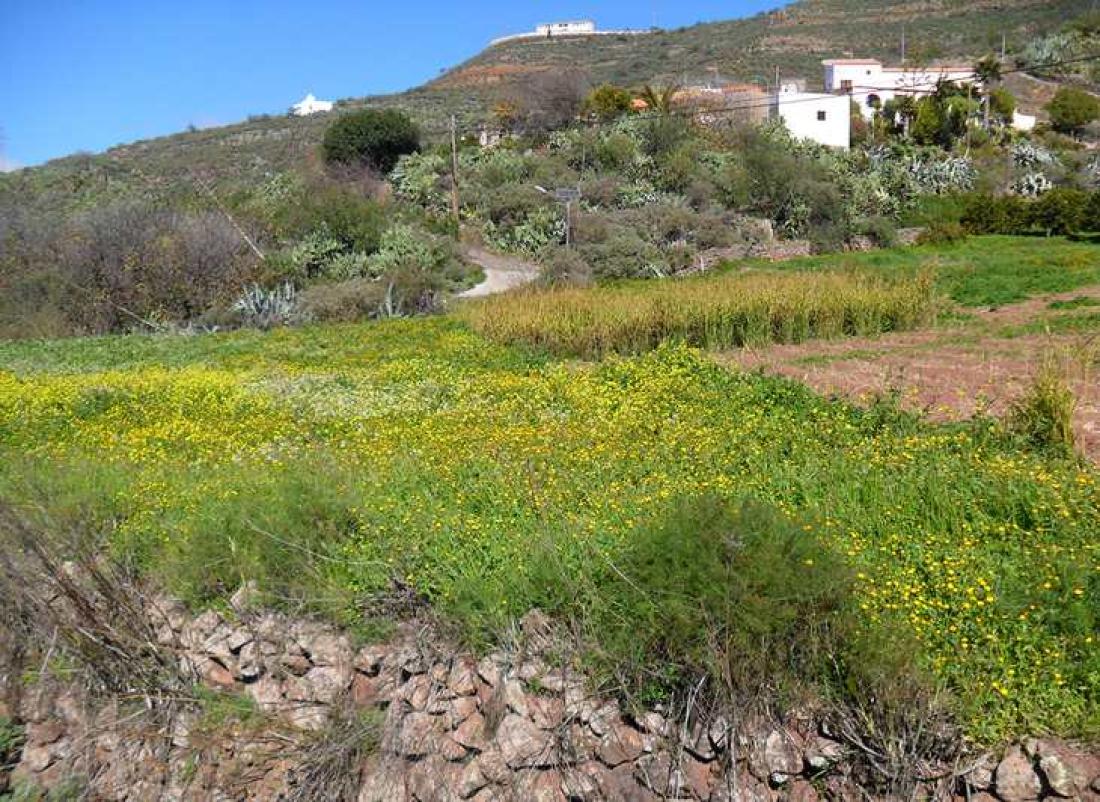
[771,83,851,149]
[290,93,334,116]
[536,20,596,36]
[823,59,977,118]
[490,20,644,46]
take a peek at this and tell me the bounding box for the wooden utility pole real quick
[901,25,906,63]
[450,115,460,224]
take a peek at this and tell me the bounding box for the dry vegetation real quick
[460,269,936,357]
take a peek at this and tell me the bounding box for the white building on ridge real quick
[535,20,596,37]
[290,93,334,116]
[823,59,977,118]
[490,20,644,46]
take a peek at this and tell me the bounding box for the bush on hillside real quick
[1032,188,1089,235]
[960,193,1032,234]
[916,220,968,247]
[960,190,1094,236]
[322,109,421,174]
[583,84,633,121]
[0,201,261,337]
[530,494,935,720]
[1046,87,1100,137]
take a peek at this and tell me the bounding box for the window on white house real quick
[817,110,827,121]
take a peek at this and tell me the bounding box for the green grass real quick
[723,236,1100,308]
[1049,296,1100,310]
[1,309,1097,744]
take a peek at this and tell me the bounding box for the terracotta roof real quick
[822,59,881,66]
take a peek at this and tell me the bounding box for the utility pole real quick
[901,25,906,63]
[450,114,460,225]
[774,65,780,92]
[1001,33,1007,61]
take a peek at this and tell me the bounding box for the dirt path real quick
[721,287,1100,461]
[457,247,540,298]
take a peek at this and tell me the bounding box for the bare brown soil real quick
[722,288,1100,461]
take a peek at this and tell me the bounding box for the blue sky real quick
[0,1,784,169]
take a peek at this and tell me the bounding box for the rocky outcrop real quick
[2,600,1097,802]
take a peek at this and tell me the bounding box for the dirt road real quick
[458,247,540,298]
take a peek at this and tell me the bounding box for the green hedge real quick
[960,189,1098,236]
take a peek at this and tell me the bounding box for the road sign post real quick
[553,188,581,249]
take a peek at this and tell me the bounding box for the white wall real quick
[772,92,851,149]
[824,61,979,120]
[535,21,596,36]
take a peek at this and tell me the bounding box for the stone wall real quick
[2,597,1097,802]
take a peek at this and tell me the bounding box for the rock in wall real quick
[2,598,1097,802]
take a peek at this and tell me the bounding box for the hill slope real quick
[438,0,1085,92]
[0,0,1087,219]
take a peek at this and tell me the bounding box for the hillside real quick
[0,0,1086,220]
[438,0,1086,92]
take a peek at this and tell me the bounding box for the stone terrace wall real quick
[2,596,1097,802]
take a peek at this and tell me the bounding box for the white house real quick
[1012,110,1037,132]
[290,93,334,116]
[535,20,596,37]
[771,83,851,149]
[490,20,644,46]
[823,59,977,119]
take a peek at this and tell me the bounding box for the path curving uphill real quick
[458,246,540,298]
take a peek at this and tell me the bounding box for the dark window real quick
[840,79,853,92]
[817,110,827,121]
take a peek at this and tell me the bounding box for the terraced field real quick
[0,237,1096,744]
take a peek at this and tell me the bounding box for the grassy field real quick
[1,238,1098,744]
[460,236,1100,357]
[724,235,1100,307]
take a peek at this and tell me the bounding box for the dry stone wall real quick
[2,595,1097,802]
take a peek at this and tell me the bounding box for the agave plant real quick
[1011,142,1056,170]
[1011,172,1053,197]
[231,282,298,329]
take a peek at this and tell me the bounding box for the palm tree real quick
[974,55,1004,129]
[639,83,682,116]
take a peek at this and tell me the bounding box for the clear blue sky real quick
[0,1,784,169]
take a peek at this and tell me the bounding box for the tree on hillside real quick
[1046,87,1100,137]
[583,84,633,121]
[988,87,1017,126]
[322,109,420,174]
[974,55,1002,86]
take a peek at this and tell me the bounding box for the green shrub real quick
[1008,362,1077,455]
[1046,87,1100,137]
[299,278,386,323]
[532,495,926,711]
[856,215,899,248]
[916,220,969,246]
[322,109,420,173]
[1,715,24,770]
[960,193,1031,234]
[583,84,633,121]
[1032,188,1089,235]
